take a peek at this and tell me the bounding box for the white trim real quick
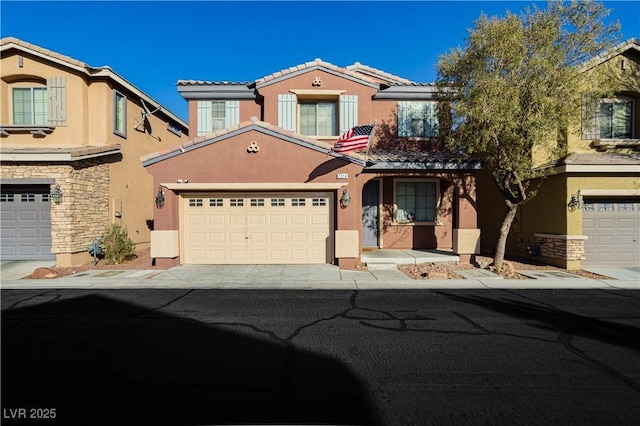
[579,189,640,197]
[162,182,347,191]
[289,89,346,97]
[535,233,588,240]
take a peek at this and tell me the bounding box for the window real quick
[209,198,223,207]
[250,198,265,207]
[278,94,357,137]
[300,102,336,136]
[583,97,635,140]
[398,101,439,138]
[196,101,239,136]
[21,194,36,203]
[114,91,127,137]
[598,99,633,139]
[271,198,285,207]
[230,198,244,207]
[12,87,47,125]
[189,198,203,207]
[0,194,15,203]
[312,198,327,206]
[394,180,438,223]
[291,198,306,207]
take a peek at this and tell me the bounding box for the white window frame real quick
[299,100,337,137]
[393,178,440,225]
[398,101,439,138]
[12,86,48,126]
[113,90,127,138]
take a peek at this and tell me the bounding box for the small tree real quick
[436,0,619,269]
[101,224,135,264]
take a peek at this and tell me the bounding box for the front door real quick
[362,180,379,247]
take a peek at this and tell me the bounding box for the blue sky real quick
[2,1,638,122]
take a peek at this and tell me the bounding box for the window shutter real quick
[225,100,239,127]
[425,102,439,137]
[398,101,409,137]
[339,95,358,135]
[278,94,296,131]
[197,101,212,136]
[47,76,66,126]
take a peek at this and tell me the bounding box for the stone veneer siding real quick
[534,233,586,261]
[1,160,110,256]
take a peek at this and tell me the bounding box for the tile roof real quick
[345,62,416,85]
[562,151,640,165]
[1,36,88,70]
[367,150,480,170]
[580,37,640,71]
[176,80,252,86]
[176,58,431,88]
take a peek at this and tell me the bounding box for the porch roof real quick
[365,150,481,170]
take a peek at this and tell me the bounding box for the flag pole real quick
[364,120,376,164]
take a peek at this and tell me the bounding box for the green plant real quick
[100,224,135,264]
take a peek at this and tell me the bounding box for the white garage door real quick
[582,199,639,266]
[182,193,332,264]
[0,185,55,260]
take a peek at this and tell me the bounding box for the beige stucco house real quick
[1,37,188,266]
[478,38,640,269]
[143,59,481,269]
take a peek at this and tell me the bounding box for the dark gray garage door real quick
[1,185,55,260]
[582,199,639,266]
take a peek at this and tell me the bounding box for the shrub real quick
[100,224,135,264]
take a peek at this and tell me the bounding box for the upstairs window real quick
[583,96,635,140]
[197,100,239,136]
[598,98,633,139]
[12,87,47,125]
[113,90,127,138]
[300,101,336,136]
[398,101,439,138]
[278,93,358,138]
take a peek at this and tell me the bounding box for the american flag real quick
[331,124,375,153]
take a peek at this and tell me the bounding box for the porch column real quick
[453,174,480,263]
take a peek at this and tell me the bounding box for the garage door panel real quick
[19,210,37,221]
[208,215,225,225]
[270,232,287,243]
[208,232,226,243]
[270,215,287,225]
[290,215,308,225]
[183,193,331,264]
[229,215,245,225]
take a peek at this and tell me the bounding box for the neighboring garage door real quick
[0,185,55,261]
[582,199,640,266]
[182,193,332,264]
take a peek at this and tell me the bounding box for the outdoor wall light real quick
[155,186,165,209]
[340,188,351,208]
[567,190,582,212]
[50,184,63,204]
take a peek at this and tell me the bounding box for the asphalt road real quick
[2,289,640,426]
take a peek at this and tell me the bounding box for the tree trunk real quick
[493,202,519,270]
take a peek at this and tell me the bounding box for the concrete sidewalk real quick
[1,262,638,290]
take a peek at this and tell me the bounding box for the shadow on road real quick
[2,294,376,425]
[437,292,640,351]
